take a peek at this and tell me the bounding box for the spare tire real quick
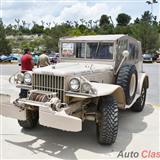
[116,64,138,105]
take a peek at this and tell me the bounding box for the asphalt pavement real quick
[0,63,159,159]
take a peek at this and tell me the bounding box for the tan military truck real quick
[1,34,149,145]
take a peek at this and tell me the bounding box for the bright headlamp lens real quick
[17,73,24,82]
[69,78,80,91]
[81,82,91,93]
[24,72,32,84]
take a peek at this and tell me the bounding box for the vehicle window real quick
[75,43,85,58]
[62,43,74,57]
[135,45,139,59]
[129,43,135,60]
[62,43,85,58]
[62,42,113,59]
[86,43,113,59]
[117,40,128,52]
[116,40,128,62]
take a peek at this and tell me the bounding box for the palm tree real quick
[80,19,85,25]
[32,21,36,25]
[74,21,79,27]
[22,20,26,28]
[41,20,45,27]
[46,22,51,28]
[15,19,20,29]
[88,20,93,29]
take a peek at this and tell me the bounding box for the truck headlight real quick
[81,82,92,93]
[24,72,32,84]
[69,78,80,91]
[16,73,24,82]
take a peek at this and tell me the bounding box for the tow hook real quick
[50,97,68,112]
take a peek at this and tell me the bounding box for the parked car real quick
[0,54,18,62]
[152,54,159,61]
[143,54,153,63]
[0,55,8,62]
[48,53,59,63]
[2,35,149,145]
[156,55,160,63]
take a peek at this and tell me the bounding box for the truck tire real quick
[96,96,118,145]
[18,110,39,129]
[116,64,138,105]
[130,84,147,112]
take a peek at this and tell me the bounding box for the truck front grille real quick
[32,74,64,102]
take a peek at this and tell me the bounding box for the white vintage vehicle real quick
[1,34,149,145]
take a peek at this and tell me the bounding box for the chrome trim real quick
[32,74,64,102]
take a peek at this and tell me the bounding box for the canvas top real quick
[60,34,127,42]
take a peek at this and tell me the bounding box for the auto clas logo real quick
[117,150,160,159]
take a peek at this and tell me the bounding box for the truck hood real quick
[33,62,113,76]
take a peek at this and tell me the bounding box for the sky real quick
[0,0,159,27]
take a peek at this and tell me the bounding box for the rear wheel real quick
[18,110,39,129]
[131,84,147,112]
[96,96,118,145]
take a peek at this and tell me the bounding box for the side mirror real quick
[122,50,129,58]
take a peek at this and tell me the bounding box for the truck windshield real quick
[61,42,113,59]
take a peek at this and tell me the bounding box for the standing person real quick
[21,48,34,72]
[19,48,33,98]
[37,50,50,67]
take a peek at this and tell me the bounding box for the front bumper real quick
[0,93,82,132]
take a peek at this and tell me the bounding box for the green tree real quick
[31,24,44,35]
[116,13,131,26]
[43,23,72,51]
[134,18,140,24]
[99,15,110,27]
[19,25,31,35]
[131,11,159,53]
[98,15,114,34]
[0,19,11,55]
[141,11,152,24]
[114,25,131,34]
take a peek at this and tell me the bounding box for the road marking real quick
[153,105,160,109]
[146,103,160,109]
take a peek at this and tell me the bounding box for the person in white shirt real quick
[37,50,50,67]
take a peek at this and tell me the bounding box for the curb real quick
[0,61,18,65]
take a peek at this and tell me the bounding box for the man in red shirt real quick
[21,48,33,72]
[19,48,33,98]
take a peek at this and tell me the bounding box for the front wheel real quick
[18,110,39,129]
[130,84,147,112]
[96,96,118,145]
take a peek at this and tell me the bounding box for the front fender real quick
[66,83,126,108]
[91,83,126,108]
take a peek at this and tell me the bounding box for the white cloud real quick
[2,1,122,26]
[2,0,159,26]
[57,2,122,24]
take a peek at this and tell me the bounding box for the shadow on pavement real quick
[5,104,154,159]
